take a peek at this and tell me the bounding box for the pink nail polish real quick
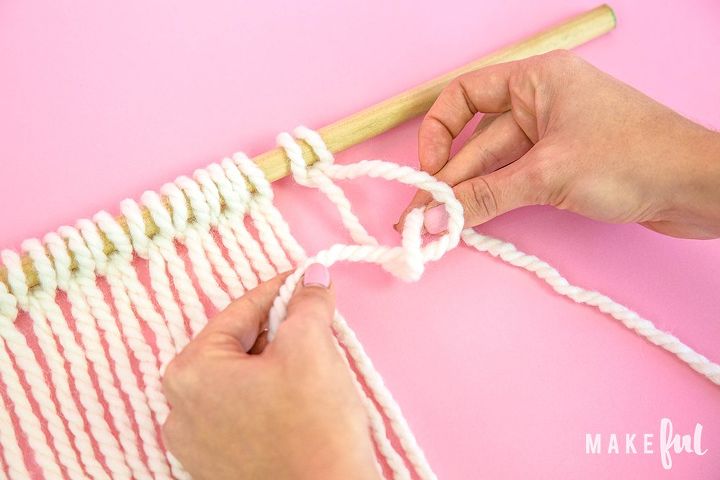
[303,263,330,288]
[423,206,449,234]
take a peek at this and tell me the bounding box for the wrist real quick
[680,129,720,233]
[653,125,720,239]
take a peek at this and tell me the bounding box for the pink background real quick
[2,0,719,478]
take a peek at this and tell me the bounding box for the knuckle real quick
[522,162,556,204]
[476,145,503,171]
[294,285,332,307]
[507,73,527,102]
[274,320,333,363]
[452,75,477,113]
[283,312,328,336]
[524,166,542,189]
[289,290,330,317]
[281,312,332,343]
[459,178,498,220]
[295,286,329,302]
[238,293,266,321]
[547,48,574,60]
[541,50,585,79]
[543,49,577,66]
[162,354,200,398]
[447,76,463,94]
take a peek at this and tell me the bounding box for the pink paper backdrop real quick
[2,1,719,478]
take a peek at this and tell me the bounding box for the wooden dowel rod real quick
[1,4,616,290]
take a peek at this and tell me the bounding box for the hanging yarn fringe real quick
[0,127,718,479]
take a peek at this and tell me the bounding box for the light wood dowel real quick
[1,4,616,290]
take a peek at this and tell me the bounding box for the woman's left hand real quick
[162,265,380,480]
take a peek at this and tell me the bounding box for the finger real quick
[397,112,531,229]
[248,329,269,355]
[424,145,558,231]
[196,272,291,353]
[438,113,532,184]
[270,263,336,351]
[417,61,522,176]
[285,263,335,327]
[472,113,502,137]
[449,146,556,228]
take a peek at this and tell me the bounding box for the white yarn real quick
[266,149,463,337]
[24,238,125,480]
[171,178,231,312]
[181,172,242,302]
[1,249,90,479]
[279,128,378,246]
[78,218,176,479]
[333,312,436,480]
[206,163,260,290]
[0,383,28,480]
[220,158,278,281]
[122,198,186,352]
[142,191,205,344]
[0,126,717,480]
[58,225,167,479]
[45,232,148,479]
[159,183,213,336]
[194,169,245,298]
[334,335,412,480]
[0,281,41,480]
[460,229,720,385]
[123,197,190,351]
[234,153,296,271]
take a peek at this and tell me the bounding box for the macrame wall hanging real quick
[0,5,717,480]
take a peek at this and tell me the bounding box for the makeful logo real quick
[585,418,708,470]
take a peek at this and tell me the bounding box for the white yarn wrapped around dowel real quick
[58,225,172,479]
[44,232,148,479]
[1,249,94,479]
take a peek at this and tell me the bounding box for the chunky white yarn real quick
[173,177,232,311]
[460,229,720,385]
[0,281,44,480]
[79,217,177,479]
[1,249,92,479]
[44,232,146,479]
[0,127,717,480]
[66,221,168,467]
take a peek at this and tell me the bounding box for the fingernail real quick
[423,206,448,234]
[303,263,330,288]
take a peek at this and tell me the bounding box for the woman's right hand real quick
[397,50,720,239]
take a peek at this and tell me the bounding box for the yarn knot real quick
[278,127,334,189]
[380,208,426,282]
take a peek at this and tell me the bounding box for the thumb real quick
[424,147,552,231]
[271,263,336,351]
